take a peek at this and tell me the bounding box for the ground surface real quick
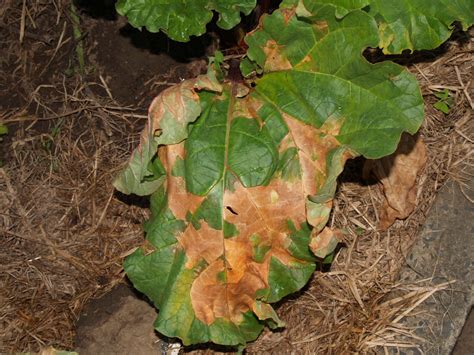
[75,284,161,355]
[0,1,472,354]
[399,180,474,354]
[454,309,474,354]
[84,13,210,106]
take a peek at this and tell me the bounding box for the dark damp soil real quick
[82,14,213,107]
[76,0,216,107]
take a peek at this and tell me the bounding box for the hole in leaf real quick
[226,206,238,215]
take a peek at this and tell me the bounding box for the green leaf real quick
[433,89,453,114]
[245,6,424,158]
[367,0,474,53]
[291,0,370,18]
[433,100,450,114]
[115,0,257,42]
[434,89,450,100]
[113,73,222,196]
[0,123,8,136]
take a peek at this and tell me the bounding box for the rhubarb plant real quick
[114,0,473,348]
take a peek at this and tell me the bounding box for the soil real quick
[84,14,212,106]
[454,309,474,355]
[75,284,162,355]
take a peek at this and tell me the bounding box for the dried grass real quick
[0,82,148,351]
[1,2,148,352]
[0,1,472,353]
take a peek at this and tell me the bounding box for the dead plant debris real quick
[0,1,472,353]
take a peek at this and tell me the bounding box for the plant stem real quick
[70,3,85,75]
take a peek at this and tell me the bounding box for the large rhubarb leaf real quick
[114,4,425,348]
[282,0,473,53]
[367,0,474,53]
[245,6,423,158]
[121,82,319,345]
[115,0,257,42]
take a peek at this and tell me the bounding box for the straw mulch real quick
[0,1,472,353]
[1,1,147,352]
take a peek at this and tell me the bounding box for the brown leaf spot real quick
[178,222,223,269]
[263,40,293,72]
[314,20,329,33]
[284,115,342,196]
[141,240,156,256]
[300,55,313,64]
[189,177,308,325]
[159,144,204,221]
[280,8,296,24]
[233,95,264,126]
[310,227,342,259]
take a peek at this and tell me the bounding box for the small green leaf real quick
[209,50,225,82]
[433,89,453,114]
[434,89,450,100]
[434,101,450,114]
[0,124,8,136]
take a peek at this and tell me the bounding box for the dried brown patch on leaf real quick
[309,227,342,258]
[263,39,293,72]
[225,177,306,237]
[284,117,325,196]
[179,222,223,269]
[364,133,427,230]
[187,176,309,325]
[159,144,205,220]
[233,95,264,126]
[314,20,329,32]
[284,115,343,196]
[191,257,267,324]
[300,54,314,66]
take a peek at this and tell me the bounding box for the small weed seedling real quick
[433,89,454,114]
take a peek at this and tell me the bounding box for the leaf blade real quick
[115,0,257,42]
[367,0,474,53]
